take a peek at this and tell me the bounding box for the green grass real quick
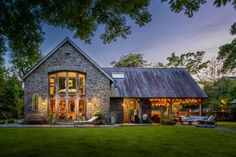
[0,125,236,157]
[218,122,236,131]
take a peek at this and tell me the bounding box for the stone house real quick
[23,38,208,124]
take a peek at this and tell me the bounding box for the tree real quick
[0,1,151,63]
[199,58,223,83]
[230,22,236,35]
[203,77,236,112]
[154,51,209,81]
[111,53,148,67]
[11,49,42,79]
[1,0,235,70]
[217,39,236,72]
[162,0,236,17]
[0,71,23,119]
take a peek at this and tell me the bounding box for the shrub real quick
[0,120,5,124]
[93,110,104,124]
[7,119,15,124]
[47,113,55,125]
[163,113,176,125]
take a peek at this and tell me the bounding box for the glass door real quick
[68,99,75,120]
[59,100,66,120]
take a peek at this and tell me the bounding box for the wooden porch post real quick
[168,98,173,115]
[55,73,59,121]
[199,99,203,116]
[75,73,79,121]
[66,72,69,121]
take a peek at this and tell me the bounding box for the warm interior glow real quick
[79,74,85,95]
[49,74,55,95]
[78,99,85,118]
[59,100,66,120]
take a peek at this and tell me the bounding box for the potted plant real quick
[93,110,103,125]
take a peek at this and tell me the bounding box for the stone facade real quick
[110,98,124,123]
[24,41,111,120]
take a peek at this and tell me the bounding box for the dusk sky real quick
[39,1,235,67]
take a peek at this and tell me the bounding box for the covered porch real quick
[119,98,205,124]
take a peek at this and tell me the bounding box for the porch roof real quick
[103,67,208,99]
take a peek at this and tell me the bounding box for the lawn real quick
[218,122,236,131]
[0,125,236,157]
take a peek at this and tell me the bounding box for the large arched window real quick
[49,71,86,96]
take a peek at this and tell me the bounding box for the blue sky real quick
[39,1,235,67]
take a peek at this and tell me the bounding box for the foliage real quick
[203,77,236,111]
[0,70,23,119]
[11,50,42,79]
[217,39,236,72]
[163,113,176,125]
[111,53,148,67]
[162,0,236,17]
[93,109,103,117]
[155,51,209,81]
[7,119,15,124]
[47,113,55,125]
[199,58,223,83]
[230,22,236,35]
[93,109,103,124]
[0,0,151,67]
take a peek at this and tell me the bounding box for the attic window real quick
[111,72,125,79]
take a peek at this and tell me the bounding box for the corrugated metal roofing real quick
[103,67,208,98]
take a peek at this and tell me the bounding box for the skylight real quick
[111,72,125,79]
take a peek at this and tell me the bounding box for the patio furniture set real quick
[179,115,216,127]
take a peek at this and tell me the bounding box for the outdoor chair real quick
[199,115,216,125]
[73,116,98,127]
[179,116,193,125]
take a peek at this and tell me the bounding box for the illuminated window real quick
[78,99,85,118]
[68,99,75,120]
[58,72,66,95]
[49,74,55,95]
[79,74,86,95]
[68,72,76,95]
[59,100,66,120]
[50,99,56,114]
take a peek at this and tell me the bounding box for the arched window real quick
[32,93,39,112]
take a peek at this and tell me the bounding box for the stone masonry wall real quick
[24,42,111,119]
[110,98,124,124]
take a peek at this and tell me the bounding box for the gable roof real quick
[22,38,113,81]
[103,67,208,98]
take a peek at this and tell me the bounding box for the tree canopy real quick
[217,22,236,72]
[111,53,148,67]
[1,0,235,76]
[155,51,209,79]
[217,39,236,72]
